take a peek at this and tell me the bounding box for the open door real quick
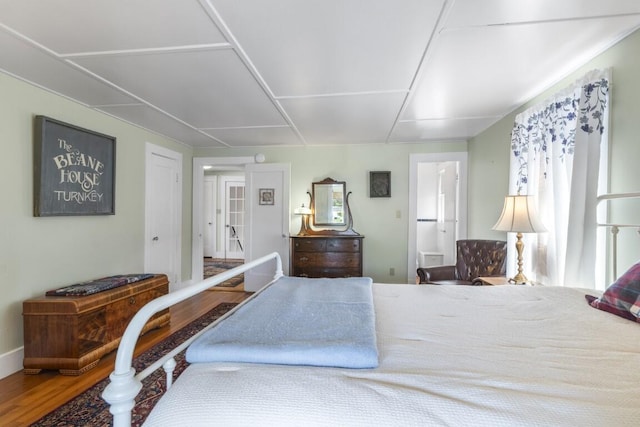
[244,163,291,291]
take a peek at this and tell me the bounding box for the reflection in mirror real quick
[312,178,346,226]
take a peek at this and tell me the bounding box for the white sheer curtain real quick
[507,69,610,288]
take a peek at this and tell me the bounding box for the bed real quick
[102,251,640,426]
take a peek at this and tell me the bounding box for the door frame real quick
[407,152,468,283]
[192,156,256,283]
[145,143,182,288]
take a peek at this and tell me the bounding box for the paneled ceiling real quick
[2,0,640,148]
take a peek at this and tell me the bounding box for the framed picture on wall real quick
[369,171,391,198]
[259,188,275,205]
[33,116,116,216]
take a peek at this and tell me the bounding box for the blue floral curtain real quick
[507,69,610,288]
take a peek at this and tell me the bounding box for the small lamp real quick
[492,194,546,284]
[294,204,312,236]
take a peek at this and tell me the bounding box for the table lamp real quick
[294,204,312,236]
[492,194,546,284]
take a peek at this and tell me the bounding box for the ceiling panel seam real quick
[198,0,307,145]
[275,89,408,100]
[442,11,640,31]
[384,0,453,143]
[0,22,225,146]
[66,59,228,146]
[59,43,233,59]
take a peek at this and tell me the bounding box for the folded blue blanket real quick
[186,276,378,368]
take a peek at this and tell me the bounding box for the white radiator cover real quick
[419,252,443,268]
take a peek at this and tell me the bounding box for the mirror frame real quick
[297,177,360,236]
[312,177,346,226]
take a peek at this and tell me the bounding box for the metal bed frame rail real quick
[101,252,283,427]
[597,192,640,280]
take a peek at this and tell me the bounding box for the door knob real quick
[152,236,159,241]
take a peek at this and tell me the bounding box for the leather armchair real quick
[417,239,507,285]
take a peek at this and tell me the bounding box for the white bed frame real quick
[597,192,640,280]
[102,252,283,427]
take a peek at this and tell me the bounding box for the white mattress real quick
[143,284,640,426]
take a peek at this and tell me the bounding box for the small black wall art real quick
[369,171,391,198]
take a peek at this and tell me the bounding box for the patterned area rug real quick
[32,302,238,427]
[204,258,244,289]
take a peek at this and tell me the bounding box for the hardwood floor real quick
[0,289,251,427]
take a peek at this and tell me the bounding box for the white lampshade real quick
[294,204,312,215]
[492,195,546,233]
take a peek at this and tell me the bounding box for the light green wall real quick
[194,143,466,284]
[469,28,640,272]
[0,73,193,356]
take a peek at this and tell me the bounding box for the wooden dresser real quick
[23,274,170,375]
[290,235,364,278]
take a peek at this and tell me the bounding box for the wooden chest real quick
[290,235,364,278]
[23,274,170,375]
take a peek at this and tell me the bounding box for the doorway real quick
[192,157,290,286]
[407,152,468,283]
[203,174,245,261]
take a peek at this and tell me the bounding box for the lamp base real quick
[508,272,529,285]
[510,232,529,285]
[297,214,310,236]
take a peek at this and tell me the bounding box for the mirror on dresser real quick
[312,178,346,226]
[290,177,363,278]
[300,177,359,236]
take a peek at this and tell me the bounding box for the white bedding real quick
[143,284,640,426]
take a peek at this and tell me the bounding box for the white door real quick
[145,144,182,290]
[203,176,216,258]
[225,180,245,259]
[244,163,290,292]
[435,162,459,265]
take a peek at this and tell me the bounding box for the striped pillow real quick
[586,261,640,322]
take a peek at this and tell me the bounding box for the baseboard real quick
[0,346,24,380]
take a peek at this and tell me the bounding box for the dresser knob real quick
[300,256,308,262]
[129,297,136,305]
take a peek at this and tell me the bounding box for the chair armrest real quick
[471,277,485,286]
[417,265,457,284]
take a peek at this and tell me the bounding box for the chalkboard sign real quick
[34,116,116,216]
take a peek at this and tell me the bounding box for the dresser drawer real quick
[326,238,360,252]
[292,252,318,266]
[304,268,361,278]
[293,238,326,252]
[316,252,360,268]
